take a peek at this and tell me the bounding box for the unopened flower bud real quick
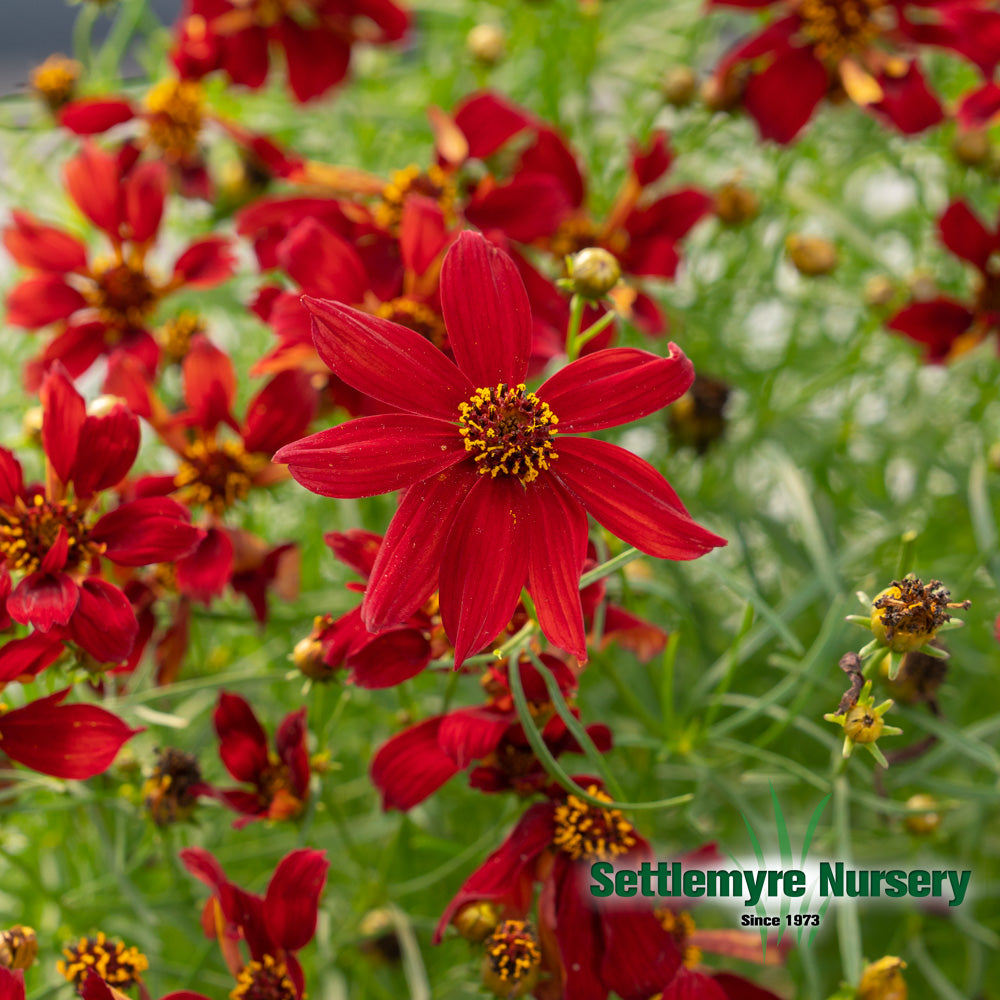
[661,66,697,107]
[453,901,500,942]
[714,182,758,227]
[902,794,941,836]
[567,247,621,300]
[481,920,541,998]
[786,234,837,276]
[857,956,907,1000]
[292,636,327,679]
[864,274,895,308]
[0,926,37,970]
[906,270,937,302]
[467,24,505,65]
[952,129,990,167]
[30,54,81,112]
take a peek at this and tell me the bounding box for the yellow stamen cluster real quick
[142,747,203,826]
[230,955,297,1000]
[458,384,559,485]
[57,932,149,989]
[175,438,262,515]
[30,54,81,110]
[657,908,702,968]
[143,78,205,159]
[552,785,637,861]
[88,259,159,328]
[799,0,886,62]
[549,215,601,260]
[0,495,93,575]
[157,312,205,364]
[374,164,456,231]
[374,297,447,348]
[0,926,37,971]
[481,920,541,998]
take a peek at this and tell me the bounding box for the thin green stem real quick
[565,294,587,361]
[579,547,642,588]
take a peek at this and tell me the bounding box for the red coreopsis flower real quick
[82,970,210,1000]
[436,783,682,1000]
[171,0,410,103]
[886,199,1000,362]
[181,846,328,999]
[276,231,725,667]
[209,691,310,826]
[709,0,1000,143]
[371,655,613,810]
[3,143,234,389]
[0,366,204,665]
[0,689,141,780]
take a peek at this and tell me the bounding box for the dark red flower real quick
[3,144,234,388]
[436,783,682,1000]
[0,365,204,664]
[180,846,328,999]
[82,970,210,1000]
[709,0,1000,143]
[886,199,1000,361]
[276,231,724,666]
[371,654,612,810]
[209,691,310,826]
[0,689,141,780]
[171,0,410,103]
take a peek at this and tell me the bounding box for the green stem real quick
[565,294,586,361]
[833,774,864,986]
[579,546,641,588]
[572,308,618,356]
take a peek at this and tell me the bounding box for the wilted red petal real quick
[63,143,121,235]
[744,46,828,143]
[176,527,234,603]
[440,475,530,667]
[938,200,995,272]
[279,19,350,102]
[553,436,726,559]
[172,237,235,288]
[348,628,433,688]
[69,577,138,663]
[124,160,167,244]
[363,462,481,631]
[59,98,136,134]
[540,345,694,433]
[91,498,204,565]
[525,476,588,659]
[40,363,86,485]
[277,218,368,301]
[276,414,466,498]
[71,403,141,497]
[440,231,532,387]
[371,716,459,810]
[6,274,86,327]
[215,691,270,783]
[8,573,79,631]
[264,849,329,951]
[3,210,88,271]
[305,297,473,420]
[0,689,141,779]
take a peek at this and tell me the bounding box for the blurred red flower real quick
[276,231,724,666]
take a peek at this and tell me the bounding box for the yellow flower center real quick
[57,932,149,989]
[30,55,81,109]
[0,495,94,575]
[143,78,205,159]
[657,908,703,969]
[0,925,37,971]
[458,384,559,485]
[798,0,887,62]
[230,955,297,1000]
[374,298,447,348]
[157,312,205,364]
[482,920,541,998]
[88,259,159,329]
[374,164,456,232]
[552,785,637,861]
[175,439,262,515]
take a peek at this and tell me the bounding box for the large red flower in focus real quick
[276,231,725,666]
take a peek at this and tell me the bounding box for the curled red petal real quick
[71,403,141,497]
[371,716,459,811]
[553,436,726,559]
[276,708,310,796]
[540,344,694,433]
[0,449,25,505]
[264,848,330,952]
[347,628,432,688]
[172,237,236,288]
[276,415,466,498]
[8,573,79,631]
[68,577,138,664]
[440,474,530,667]
[40,362,86,486]
[440,231,532,388]
[91,498,205,565]
[0,632,65,684]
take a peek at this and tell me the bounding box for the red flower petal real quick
[871,62,943,135]
[277,218,368,301]
[264,849,330,952]
[69,577,138,664]
[440,474,530,667]
[242,370,317,456]
[182,335,237,430]
[71,403,141,497]
[63,143,121,236]
[276,414,466,498]
[306,296,472,419]
[279,19,350,102]
[0,448,25,505]
[453,91,536,159]
[0,689,141,779]
[91,497,205,565]
[347,628,432,688]
[438,707,509,766]
[40,363,86,486]
[215,691,270,783]
[399,196,452,275]
[630,130,673,186]
[957,82,1000,128]
[6,274,86,327]
[324,529,382,579]
[553,436,726,559]
[175,527,234,603]
[660,967,728,1000]
[743,46,828,143]
[3,210,88,272]
[519,128,586,208]
[276,708,310,796]
[525,476,588,659]
[886,298,975,362]
[59,98,136,134]
[440,231,532,388]
[540,345,694,433]
[371,716,459,811]
[172,237,235,288]
[627,188,713,246]
[0,967,25,1000]
[464,174,573,244]
[8,573,79,631]
[938,200,995,273]
[599,904,682,1000]
[711,972,784,1000]
[362,463,481,631]
[0,632,64,684]
[124,161,167,244]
